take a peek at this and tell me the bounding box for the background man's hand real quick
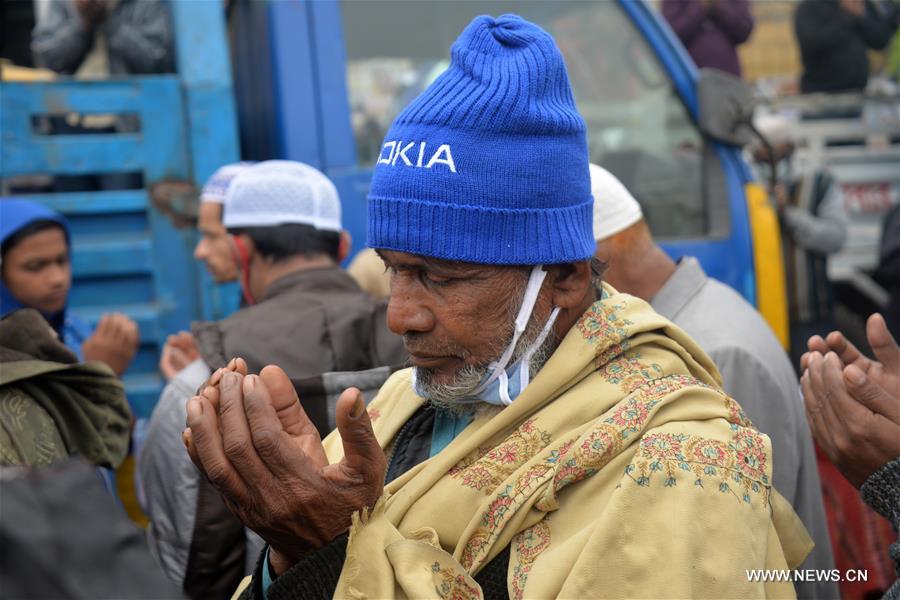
[159,331,201,380]
[183,365,386,575]
[803,313,899,397]
[82,313,139,376]
[74,0,107,28]
[801,314,900,488]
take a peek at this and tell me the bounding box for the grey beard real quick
[413,312,558,415]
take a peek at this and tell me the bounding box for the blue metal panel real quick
[305,0,367,264]
[169,0,242,323]
[30,190,148,214]
[267,0,323,167]
[2,79,144,114]
[1,135,145,175]
[1,77,196,418]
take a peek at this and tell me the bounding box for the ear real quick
[338,230,352,263]
[548,261,592,309]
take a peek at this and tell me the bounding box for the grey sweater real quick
[861,458,900,600]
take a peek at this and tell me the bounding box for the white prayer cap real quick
[201,162,255,204]
[590,163,643,242]
[752,113,792,146]
[223,160,342,232]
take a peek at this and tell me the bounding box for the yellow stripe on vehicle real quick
[746,183,790,349]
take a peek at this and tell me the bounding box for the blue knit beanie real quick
[367,14,594,265]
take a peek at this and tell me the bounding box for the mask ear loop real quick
[231,235,256,306]
[517,306,561,393]
[471,265,547,396]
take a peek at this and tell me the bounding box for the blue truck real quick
[0,0,785,420]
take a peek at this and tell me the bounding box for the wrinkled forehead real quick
[375,249,530,277]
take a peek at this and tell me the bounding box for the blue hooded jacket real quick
[0,199,92,358]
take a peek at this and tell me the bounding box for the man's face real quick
[2,227,71,314]
[379,250,553,404]
[194,202,238,283]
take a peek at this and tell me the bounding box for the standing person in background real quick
[591,164,837,600]
[662,0,754,78]
[31,0,174,191]
[795,0,898,94]
[0,199,138,376]
[31,0,173,77]
[750,115,848,371]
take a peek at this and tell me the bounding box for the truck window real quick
[342,0,712,240]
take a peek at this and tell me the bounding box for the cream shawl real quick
[307,290,811,598]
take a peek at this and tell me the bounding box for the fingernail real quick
[351,393,365,419]
[220,371,237,389]
[243,374,256,393]
[228,358,236,370]
[187,398,203,422]
[846,368,865,386]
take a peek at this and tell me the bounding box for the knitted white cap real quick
[590,163,643,242]
[223,160,342,232]
[201,162,255,204]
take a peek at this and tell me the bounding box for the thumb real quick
[867,313,900,373]
[334,388,384,477]
[844,364,900,425]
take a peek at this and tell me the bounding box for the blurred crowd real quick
[0,1,899,600]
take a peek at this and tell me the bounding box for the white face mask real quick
[411,264,560,407]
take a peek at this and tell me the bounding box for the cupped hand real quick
[159,331,201,380]
[801,314,900,488]
[82,313,139,376]
[183,366,386,575]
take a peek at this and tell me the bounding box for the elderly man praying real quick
[185,14,810,599]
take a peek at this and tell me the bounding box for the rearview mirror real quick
[697,68,757,147]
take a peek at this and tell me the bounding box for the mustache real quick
[402,334,472,360]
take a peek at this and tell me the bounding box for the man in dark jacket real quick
[795,0,898,93]
[139,160,405,599]
[662,0,754,77]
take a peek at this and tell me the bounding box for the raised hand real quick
[804,314,899,403]
[159,331,201,380]
[82,313,139,376]
[183,365,386,575]
[802,314,900,488]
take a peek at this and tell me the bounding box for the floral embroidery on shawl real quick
[460,374,710,571]
[431,561,482,600]
[602,352,664,393]
[624,425,771,505]
[576,300,634,365]
[449,419,552,492]
[511,521,551,600]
